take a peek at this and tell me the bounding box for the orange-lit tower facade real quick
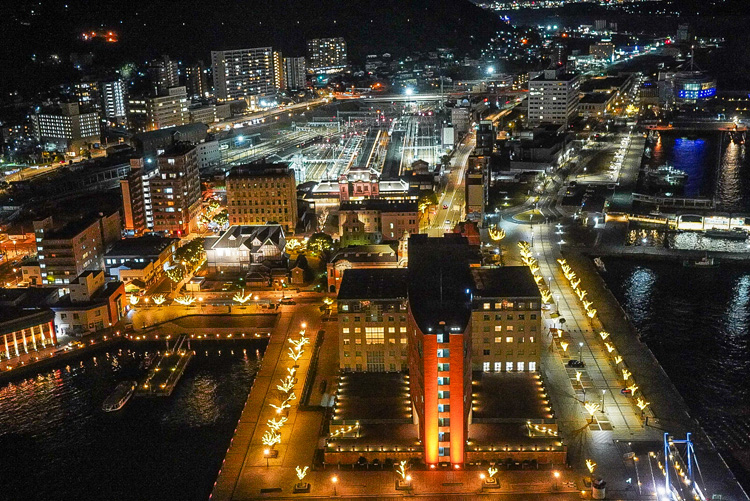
[407,235,474,468]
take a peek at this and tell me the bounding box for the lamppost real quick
[264,448,270,468]
[578,342,584,363]
[601,389,606,413]
[331,475,338,496]
[553,471,561,490]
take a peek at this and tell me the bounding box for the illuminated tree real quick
[575,371,582,382]
[395,460,408,480]
[586,459,597,474]
[233,290,253,304]
[627,383,639,393]
[267,417,288,431]
[296,466,309,481]
[174,295,196,306]
[614,356,623,365]
[586,308,597,318]
[129,295,140,306]
[622,369,631,381]
[488,226,506,241]
[152,294,166,305]
[487,466,498,478]
[560,341,569,353]
[636,398,650,411]
[288,347,304,362]
[584,401,601,422]
[599,331,610,340]
[277,375,296,393]
[604,342,615,353]
[262,430,281,447]
[307,233,334,257]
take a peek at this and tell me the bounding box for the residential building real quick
[104,236,177,287]
[185,62,208,99]
[145,86,189,131]
[451,107,471,137]
[33,212,121,284]
[149,143,202,236]
[51,271,125,336]
[306,37,347,74]
[74,80,100,111]
[188,104,218,125]
[101,79,128,127]
[121,157,159,234]
[284,56,307,90]
[527,69,580,126]
[195,140,220,171]
[204,225,286,272]
[130,123,208,157]
[272,51,285,90]
[211,47,276,103]
[226,163,298,234]
[31,102,100,153]
[338,200,419,246]
[149,55,179,96]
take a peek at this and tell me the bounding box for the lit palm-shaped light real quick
[541,290,553,303]
[488,466,498,478]
[622,369,632,381]
[627,383,639,393]
[560,341,569,353]
[586,308,597,318]
[262,430,281,447]
[323,297,334,306]
[395,460,409,480]
[570,278,581,289]
[129,295,140,306]
[489,226,506,241]
[604,342,615,353]
[599,331,610,340]
[277,376,296,393]
[614,355,623,365]
[287,367,297,377]
[576,371,582,382]
[152,294,166,305]
[296,466,309,481]
[530,264,540,275]
[582,299,593,310]
[174,295,195,306]
[233,290,252,304]
[586,459,597,474]
[636,398,650,411]
[288,347,304,362]
[267,417,288,431]
[584,401,601,420]
[575,288,587,301]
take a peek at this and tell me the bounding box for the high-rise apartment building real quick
[145,86,189,131]
[185,62,208,99]
[211,47,276,103]
[149,144,202,236]
[100,79,127,127]
[527,69,580,126]
[33,212,121,284]
[74,79,100,111]
[306,37,347,74]
[121,157,160,234]
[272,51,285,91]
[225,163,298,234]
[284,57,307,90]
[149,55,179,96]
[31,102,101,153]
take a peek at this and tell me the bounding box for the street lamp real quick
[264,448,270,468]
[553,471,561,490]
[601,389,606,412]
[331,475,338,496]
[578,342,584,363]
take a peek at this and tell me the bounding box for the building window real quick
[436,334,445,343]
[505,336,513,343]
[343,338,350,345]
[529,361,537,372]
[494,362,502,372]
[439,446,450,456]
[494,336,502,343]
[437,349,449,358]
[483,349,490,356]
[494,325,502,332]
[355,338,362,344]
[517,362,525,371]
[399,327,406,333]
[506,361,513,372]
[438,390,450,399]
[437,377,450,386]
[400,337,407,344]
[483,303,490,310]
[506,326,514,332]
[342,328,350,334]
[438,403,450,412]
[482,361,490,371]
[437,363,450,372]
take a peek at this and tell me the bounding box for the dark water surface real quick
[0,342,263,501]
[603,259,750,485]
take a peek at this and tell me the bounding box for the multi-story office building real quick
[100,79,127,127]
[589,42,615,61]
[149,144,202,236]
[74,80,100,111]
[527,69,580,126]
[336,234,542,468]
[226,163,298,234]
[338,200,419,246]
[149,55,179,96]
[184,62,208,99]
[145,86,189,131]
[188,104,218,125]
[211,47,276,103]
[306,37,347,74]
[31,102,101,153]
[33,212,121,285]
[284,56,307,90]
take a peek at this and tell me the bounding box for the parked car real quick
[620,388,632,395]
[567,359,585,368]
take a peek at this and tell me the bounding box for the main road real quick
[426,131,475,236]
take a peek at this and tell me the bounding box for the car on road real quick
[620,388,632,395]
[443,204,449,209]
[278,298,296,305]
[567,359,585,368]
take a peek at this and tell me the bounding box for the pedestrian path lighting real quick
[267,417,287,431]
[152,294,166,305]
[129,295,140,306]
[289,336,309,351]
[627,383,638,393]
[277,376,296,393]
[295,465,312,492]
[576,288,587,301]
[599,331,610,340]
[174,295,195,306]
[576,371,582,382]
[560,341,569,353]
[233,290,252,304]
[605,342,615,353]
[489,226,506,241]
[584,402,601,422]
[615,356,623,365]
[262,430,281,447]
[570,278,581,289]
[396,460,408,480]
[552,471,561,490]
[586,308,597,319]
[622,369,632,381]
[395,460,412,490]
[288,347,304,363]
[586,459,597,474]
[296,466,309,481]
[287,367,297,377]
[331,475,338,496]
[636,398,650,412]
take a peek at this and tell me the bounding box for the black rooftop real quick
[339,199,418,212]
[471,267,542,299]
[337,269,408,300]
[106,236,177,257]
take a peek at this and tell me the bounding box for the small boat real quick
[704,228,748,241]
[593,257,607,272]
[683,256,718,268]
[102,381,136,412]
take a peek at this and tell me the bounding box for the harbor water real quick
[0,342,263,500]
[602,258,750,489]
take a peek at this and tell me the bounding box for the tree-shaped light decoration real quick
[604,342,615,353]
[323,297,334,306]
[534,275,544,285]
[586,459,597,474]
[152,294,166,305]
[284,393,297,404]
[233,290,252,304]
[627,383,639,393]
[129,295,140,306]
[586,308,597,319]
[582,300,593,310]
[584,401,601,419]
[267,417,288,431]
[487,466,498,478]
[560,341,569,353]
[296,466,309,481]
[270,402,291,414]
[262,430,281,447]
[575,371,582,382]
[622,369,632,381]
[636,398,650,411]
[488,226,506,241]
[277,375,296,393]
[614,356,623,365]
[288,347,303,363]
[174,295,196,306]
[541,290,553,303]
[287,366,297,377]
[556,258,567,266]
[395,460,408,480]
[576,288,587,301]
[570,278,581,289]
[289,337,309,351]
[599,331,610,340]
[530,264,540,275]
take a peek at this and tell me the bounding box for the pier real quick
[136,334,193,397]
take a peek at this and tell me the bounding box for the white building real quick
[211,47,276,103]
[31,102,100,153]
[195,140,220,171]
[204,225,286,273]
[527,69,580,126]
[146,86,189,131]
[101,79,127,127]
